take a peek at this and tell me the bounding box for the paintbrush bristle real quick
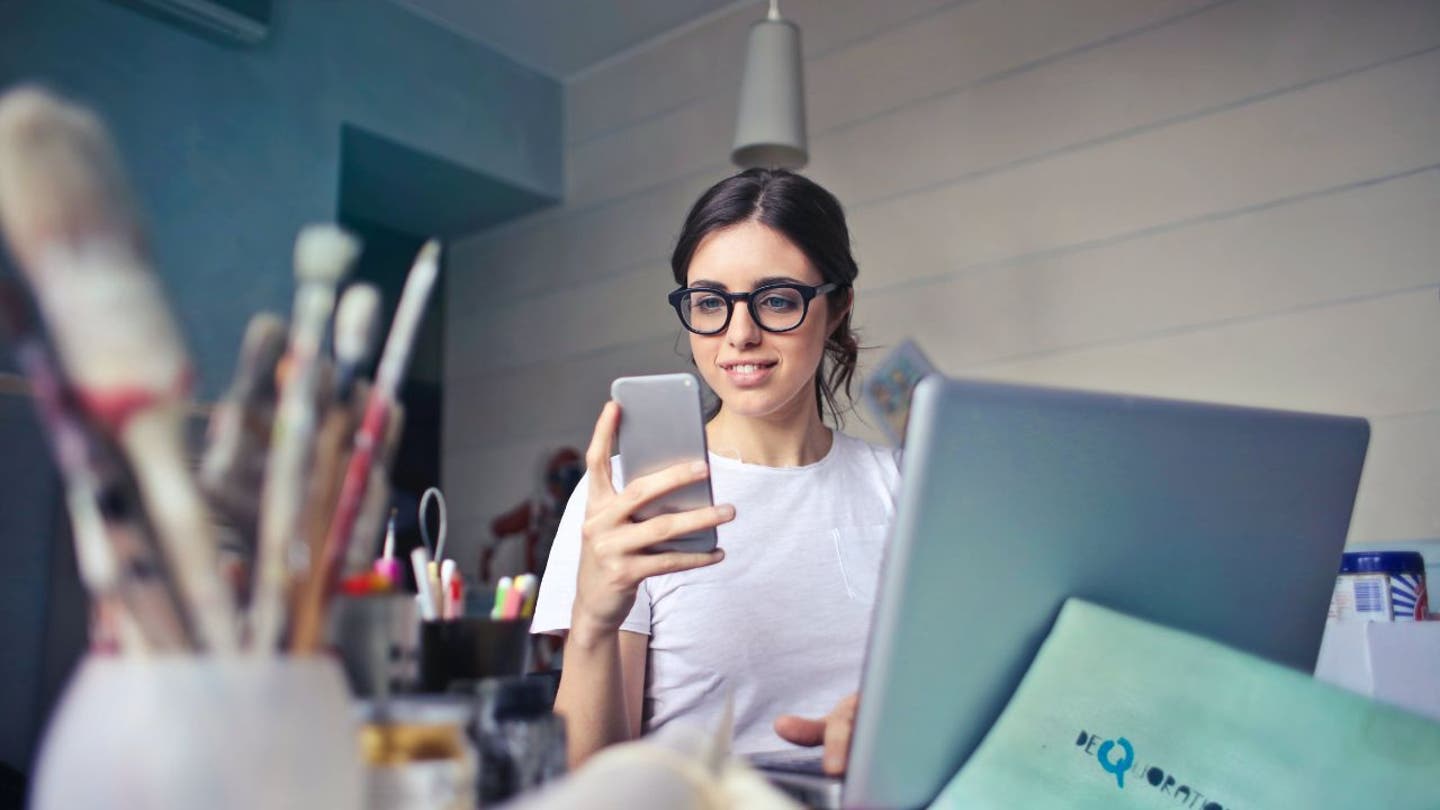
[0,86,141,267]
[334,283,380,366]
[0,85,187,393]
[293,224,359,285]
[231,312,287,405]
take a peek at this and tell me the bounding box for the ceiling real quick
[393,0,752,79]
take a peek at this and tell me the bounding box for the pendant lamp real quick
[731,0,807,170]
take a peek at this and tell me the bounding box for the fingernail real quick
[717,504,735,519]
[691,461,708,475]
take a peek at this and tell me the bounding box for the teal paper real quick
[933,599,1440,809]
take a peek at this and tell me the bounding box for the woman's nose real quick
[726,300,763,348]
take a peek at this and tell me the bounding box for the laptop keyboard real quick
[748,749,830,776]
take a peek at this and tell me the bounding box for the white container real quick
[31,655,363,810]
[1315,619,1440,723]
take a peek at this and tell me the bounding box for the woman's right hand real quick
[570,401,734,640]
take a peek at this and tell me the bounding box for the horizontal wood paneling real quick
[565,0,1215,208]
[444,0,1440,546]
[565,0,960,145]
[1351,411,1440,542]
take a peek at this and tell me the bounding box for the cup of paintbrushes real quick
[31,654,363,809]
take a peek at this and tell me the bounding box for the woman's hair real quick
[671,168,862,425]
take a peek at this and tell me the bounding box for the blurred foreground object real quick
[509,695,799,810]
[0,85,237,651]
[31,656,361,809]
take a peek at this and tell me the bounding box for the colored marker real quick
[440,559,456,620]
[446,570,464,620]
[516,574,539,619]
[373,508,400,586]
[500,579,525,620]
[490,576,512,620]
[411,547,438,621]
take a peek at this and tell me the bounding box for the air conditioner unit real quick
[121,0,272,46]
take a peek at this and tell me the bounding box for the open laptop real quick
[754,377,1369,808]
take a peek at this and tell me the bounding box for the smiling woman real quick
[671,169,862,434]
[531,169,899,775]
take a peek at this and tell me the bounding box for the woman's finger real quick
[609,504,735,554]
[626,548,725,581]
[593,458,710,526]
[584,401,620,503]
[773,714,826,747]
[822,710,853,775]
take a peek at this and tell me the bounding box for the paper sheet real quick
[933,599,1440,809]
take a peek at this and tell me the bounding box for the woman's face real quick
[684,220,844,423]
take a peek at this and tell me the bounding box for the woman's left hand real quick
[773,693,859,775]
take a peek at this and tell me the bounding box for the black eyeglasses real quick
[667,281,842,335]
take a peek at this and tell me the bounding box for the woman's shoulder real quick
[830,430,902,477]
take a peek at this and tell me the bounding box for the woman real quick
[531,169,900,774]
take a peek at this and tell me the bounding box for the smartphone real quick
[610,373,718,553]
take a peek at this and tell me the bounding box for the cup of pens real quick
[417,574,538,692]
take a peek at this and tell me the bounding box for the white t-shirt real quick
[531,431,901,754]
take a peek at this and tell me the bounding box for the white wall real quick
[444,0,1440,574]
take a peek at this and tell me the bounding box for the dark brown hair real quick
[670,168,861,425]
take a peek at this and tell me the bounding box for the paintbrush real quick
[0,86,238,651]
[286,284,381,647]
[249,224,358,653]
[289,241,439,652]
[340,401,405,575]
[289,395,404,651]
[332,283,380,402]
[200,312,286,561]
[0,281,194,652]
[299,284,380,565]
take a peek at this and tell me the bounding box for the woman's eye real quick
[694,295,725,312]
[760,294,799,311]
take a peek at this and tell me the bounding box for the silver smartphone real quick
[610,373,718,554]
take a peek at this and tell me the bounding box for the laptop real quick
[754,377,1369,808]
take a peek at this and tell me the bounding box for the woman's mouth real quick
[719,360,777,387]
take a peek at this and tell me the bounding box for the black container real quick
[418,618,531,692]
[467,676,568,804]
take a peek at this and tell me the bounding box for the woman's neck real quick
[706,399,834,468]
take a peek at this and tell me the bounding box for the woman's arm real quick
[551,401,734,767]
[552,627,648,765]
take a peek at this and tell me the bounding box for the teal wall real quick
[0,0,561,395]
[0,0,562,777]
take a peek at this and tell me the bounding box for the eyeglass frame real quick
[666,281,845,335]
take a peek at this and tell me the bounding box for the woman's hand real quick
[773,693,859,776]
[570,401,733,642]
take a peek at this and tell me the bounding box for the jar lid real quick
[1339,550,1426,575]
[355,695,472,726]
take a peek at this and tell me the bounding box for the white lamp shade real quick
[731,16,807,170]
